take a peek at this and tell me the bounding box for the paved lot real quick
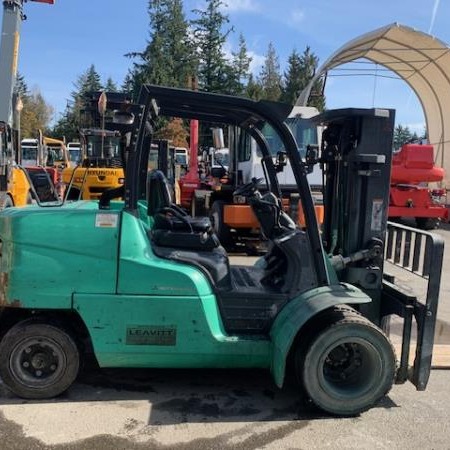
[0,223,449,449]
[1,368,450,449]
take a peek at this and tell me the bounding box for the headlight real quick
[118,178,125,184]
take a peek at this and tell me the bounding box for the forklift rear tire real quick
[297,307,396,416]
[0,322,80,399]
[210,200,232,246]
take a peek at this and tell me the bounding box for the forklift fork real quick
[382,221,444,390]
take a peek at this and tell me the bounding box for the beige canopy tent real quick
[297,23,450,185]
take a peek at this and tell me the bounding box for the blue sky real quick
[19,0,450,133]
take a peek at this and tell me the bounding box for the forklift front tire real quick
[297,308,396,416]
[0,322,80,399]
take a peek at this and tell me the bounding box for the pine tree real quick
[246,74,263,100]
[298,46,325,111]
[279,46,326,109]
[126,0,195,95]
[281,49,303,105]
[226,33,252,95]
[71,65,102,99]
[14,72,29,99]
[52,65,103,140]
[104,77,118,93]
[259,42,281,101]
[393,124,413,150]
[192,0,233,92]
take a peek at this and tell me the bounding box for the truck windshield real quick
[175,153,187,165]
[86,136,120,158]
[259,118,318,157]
[69,149,81,163]
[47,145,65,161]
[21,146,38,161]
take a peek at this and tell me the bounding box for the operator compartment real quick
[138,86,325,335]
[148,169,317,334]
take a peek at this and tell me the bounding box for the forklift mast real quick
[318,108,395,322]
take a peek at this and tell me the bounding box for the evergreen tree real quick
[246,74,263,100]
[52,65,103,140]
[226,33,252,95]
[258,42,281,101]
[14,72,29,99]
[281,49,303,105]
[280,46,325,109]
[298,46,325,111]
[104,77,118,92]
[71,64,102,99]
[127,0,195,96]
[51,103,78,141]
[192,0,233,92]
[393,124,413,150]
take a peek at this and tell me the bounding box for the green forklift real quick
[0,86,443,416]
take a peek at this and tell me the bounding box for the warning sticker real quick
[95,213,118,228]
[371,199,384,231]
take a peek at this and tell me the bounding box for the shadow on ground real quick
[0,366,398,426]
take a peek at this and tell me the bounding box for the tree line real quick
[17,0,325,140]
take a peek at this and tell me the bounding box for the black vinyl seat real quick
[147,170,218,250]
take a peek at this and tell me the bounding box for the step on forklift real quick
[0,86,443,416]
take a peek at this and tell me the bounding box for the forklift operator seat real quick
[147,170,218,250]
[147,169,173,216]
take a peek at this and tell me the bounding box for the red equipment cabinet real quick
[389,143,448,229]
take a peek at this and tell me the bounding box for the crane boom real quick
[0,0,54,124]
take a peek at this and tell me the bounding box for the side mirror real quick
[275,150,287,173]
[305,144,319,174]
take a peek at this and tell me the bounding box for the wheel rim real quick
[318,337,382,399]
[9,337,67,389]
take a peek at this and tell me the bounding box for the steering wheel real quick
[233,177,264,197]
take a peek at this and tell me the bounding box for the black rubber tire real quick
[415,217,438,230]
[0,322,80,399]
[296,307,396,416]
[210,200,232,246]
[66,187,81,201]
[191,195,206,218]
